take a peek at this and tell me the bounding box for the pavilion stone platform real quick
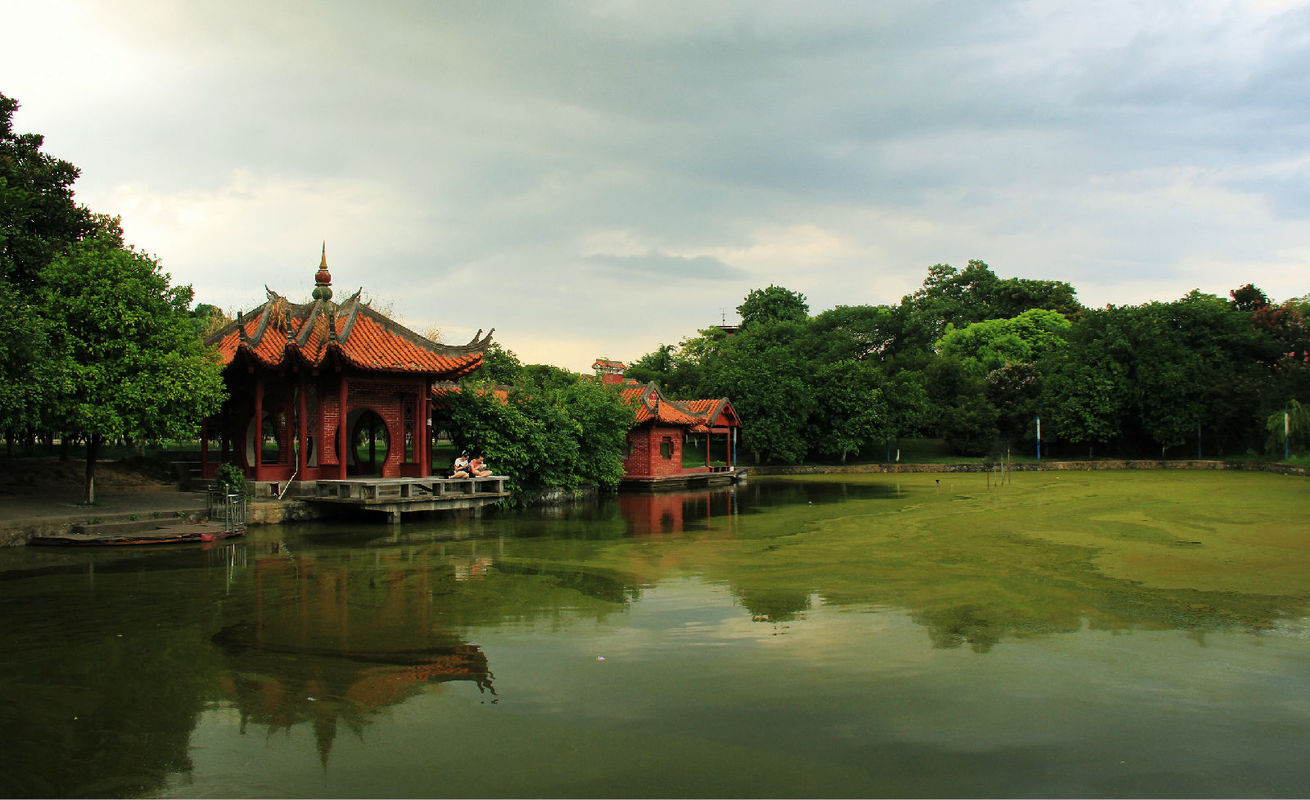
[236,476,511,523]
[296,475,509,523]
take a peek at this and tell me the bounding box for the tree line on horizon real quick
[617,262,1310,464]
[6,82,1309,508]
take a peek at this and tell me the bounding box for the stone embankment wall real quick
[750,460,1308,477]
[0,509,208,548]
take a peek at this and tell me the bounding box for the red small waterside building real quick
[592,359,744,488]
[201,249,492,490]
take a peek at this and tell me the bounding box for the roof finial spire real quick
[312,242,333,301]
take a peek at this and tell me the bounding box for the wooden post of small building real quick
[421,388,431,476]
[338,375,349,480]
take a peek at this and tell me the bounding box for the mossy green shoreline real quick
[578,471,1310,651]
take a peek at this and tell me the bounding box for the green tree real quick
[558,378,635,489]
[808,358,891,462]
[0,92,110,442]
[1128,292,1273,456]
[624,343,677,386]
[808,304,900,363]
[1230,283,1270,312]
[39,234,226,503]
[1266,399,1310,457]
[897,260,1080,360]
[522,363,579,393]
[923,357,999,456]
[447,377,634,502]
[0,92,101,290]
[936,308,1072,377]
[737,285,809,329]
[0,280,54,449]
[478,341,523,385]
[897,261,1001,355]
[1039,312,1130,459]
[705,319,815,463]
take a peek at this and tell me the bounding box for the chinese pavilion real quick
[201,248,492,491]
[591,359,742,487]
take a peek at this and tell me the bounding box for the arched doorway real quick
[348,409,390,476]
[244,410,285,468]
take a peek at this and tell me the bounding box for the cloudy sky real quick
[4,0,1308,371]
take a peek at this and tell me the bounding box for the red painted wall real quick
[622,425,685,478]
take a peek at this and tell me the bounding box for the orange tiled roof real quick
[682,398,739,432]
[620,382,704,427]
[592,358,627,373]
[207,289,491,379]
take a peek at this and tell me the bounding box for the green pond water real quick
[1,472,1309,798]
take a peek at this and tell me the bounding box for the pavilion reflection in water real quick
[617,486,740,536]
[209,542,497,767]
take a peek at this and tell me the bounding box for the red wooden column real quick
[337,375,349,480]
[253,374,264,482]
[297,374,308,478]
[705,430,711,468]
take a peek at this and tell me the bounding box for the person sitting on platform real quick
[468,456,494,478]
[450,452,471,478]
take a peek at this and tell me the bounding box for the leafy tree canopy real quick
[0,92,102,289]
[522,363,579,393]
[737,285,809,329]
[478,341,524,385]
[40,234,226,502]
[1230,283,1270,312]
[937,308,1072,376]
[447,376,634,502]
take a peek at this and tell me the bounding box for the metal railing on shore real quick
[206,487,248,533]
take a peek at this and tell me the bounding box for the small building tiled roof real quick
[620,382,705,427]
[206,252,491,379]
[681,398,739,433]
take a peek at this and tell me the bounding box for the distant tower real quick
[592,358,627,386]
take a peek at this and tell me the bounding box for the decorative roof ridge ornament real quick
[338,292,364,342]
[429,327,494,357]
[246,301,277,349]
[312,242,333,302]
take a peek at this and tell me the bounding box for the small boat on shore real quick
[29,520,245,547]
